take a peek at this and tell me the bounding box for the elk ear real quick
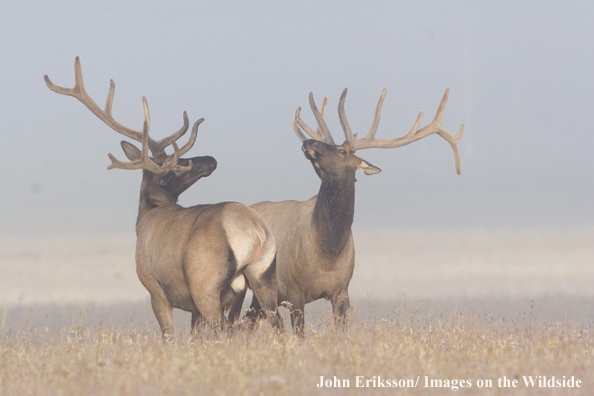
[120,141,141,161]
[357,159,381,175]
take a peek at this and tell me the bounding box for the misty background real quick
[1,1,593,236]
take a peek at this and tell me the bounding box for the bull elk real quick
[44,57,281,336]
[249,88,465,336]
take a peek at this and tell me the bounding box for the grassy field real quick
[1,227,593,395]
[1,302,592,395]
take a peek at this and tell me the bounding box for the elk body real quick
[249,88,465,336]
[45,58,280,336]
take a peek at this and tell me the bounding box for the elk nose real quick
[205,156,217,170]
[302,139,315,149]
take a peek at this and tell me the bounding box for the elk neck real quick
[312,174,356,257]
[136,170,179,230]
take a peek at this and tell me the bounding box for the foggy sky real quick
[1,1,593,236]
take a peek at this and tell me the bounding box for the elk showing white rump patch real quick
[44,57,282,335]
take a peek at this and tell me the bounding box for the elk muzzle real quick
[302,139,322,160]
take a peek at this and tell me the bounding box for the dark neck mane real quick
[312,176,355,257]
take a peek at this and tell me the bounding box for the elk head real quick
[293,88,465,180]
[106,100,218,203]
[301,139,381,182]
[44,57,216,202]
[119,139,216,199]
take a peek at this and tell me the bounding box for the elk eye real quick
[338,149,347,155]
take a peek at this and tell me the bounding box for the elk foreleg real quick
[331,289,351,331]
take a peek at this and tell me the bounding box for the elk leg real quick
[189,286,225,333]
[246,295,261,329]
[185,268,226,333]
[243,271,284,333]
[289,298,306,338]
[150,293,174,339]
[331,289,350,330]
[183,245,230,333]
[191,310,204,335]
[227,288,246,325]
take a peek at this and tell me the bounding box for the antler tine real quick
[178,118,204,156]
[107,119,158,172]
[142,96,192,173]
[433,87,449,125]
[45,57,191,155]
[292,107,307,142]
[43,56,84,97]
[44,57,162,153]
[366,88,387,142]
[321,97,327,118]
[163,140,194,173]
[345,88,388,146]
[142,96,151,132]
[106,153,142,171]
[107,97,192,174]
[338,88,355,143]
[350,88,465,175]
[156,111,190,149]
[315,97,328,137]
[309,93,335,144]
[293,106,325,142]
[105,79,115,116]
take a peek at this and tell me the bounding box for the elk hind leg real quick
[331,289,351,331]
[185,268,227,333]
[189,285,226,333]
[245,295,261,329]
[150,293,174,340]
[227,287,246,325]
[191,310,205,336]
[288,297,306,338]
[243,262,283,333]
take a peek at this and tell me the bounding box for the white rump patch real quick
[222,205,275,283]
[231,274,246,293]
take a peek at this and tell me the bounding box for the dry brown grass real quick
[1,304,592,396]
[2,228,592,394]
